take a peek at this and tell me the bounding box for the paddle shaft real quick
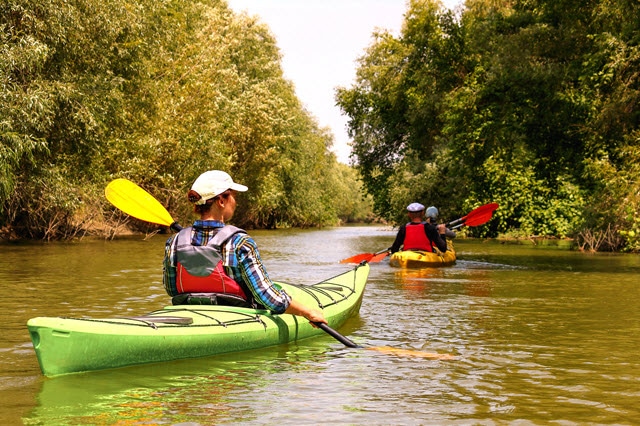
[339,248,389,264]
[315,323,360,348]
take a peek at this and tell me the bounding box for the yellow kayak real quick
[389,241,456,268]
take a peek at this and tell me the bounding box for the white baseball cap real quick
[189,170,248,205]
[406,202,425,212]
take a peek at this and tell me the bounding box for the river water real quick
[1,226,639,425]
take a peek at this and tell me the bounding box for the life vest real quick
[403,222,434,252]
[173,225,248,299]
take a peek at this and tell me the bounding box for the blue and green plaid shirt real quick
[163,220,291,313]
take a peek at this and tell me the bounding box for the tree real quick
[337,0,465,220]
[1,0,364,239]
[338,0,639,250]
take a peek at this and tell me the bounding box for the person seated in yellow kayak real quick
[425,205,457,239]
[162,170,327,327]
[388,202,449,254]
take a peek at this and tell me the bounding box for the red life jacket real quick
[174,225,248,299]
[403,222,434,252]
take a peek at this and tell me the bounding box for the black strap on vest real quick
[171,292,250,308]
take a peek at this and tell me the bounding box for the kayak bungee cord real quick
[62,312,265,329]
[283,274,358,309]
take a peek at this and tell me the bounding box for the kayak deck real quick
[27,263,369,377]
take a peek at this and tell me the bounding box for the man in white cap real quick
[163,170,326,326]
[388,202,448,254]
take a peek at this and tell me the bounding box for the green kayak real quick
[27,263,369,377]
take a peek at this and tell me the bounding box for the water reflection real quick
[28,344,334,425]
[391,267,493,299]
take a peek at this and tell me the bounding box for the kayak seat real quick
[172,292,252,308]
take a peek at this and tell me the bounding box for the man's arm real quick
[425,223,448,252]
[389,225,407,254]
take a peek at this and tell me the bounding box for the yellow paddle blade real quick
[105,178,175,227]
[368,346,455,360]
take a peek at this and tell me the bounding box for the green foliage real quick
[468,151,585,238]
[1,0,369,239]
[580,136,640,252]
[338,0,640,251]
[3,166,98,240]
[1,0,158,237]
[331,163,376,224]
[336,0,465,218]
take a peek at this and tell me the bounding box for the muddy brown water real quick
[1,226,639,424]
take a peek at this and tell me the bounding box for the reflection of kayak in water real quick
[27,263,369,377]
[389,241,456,268]
[28,347,307,424]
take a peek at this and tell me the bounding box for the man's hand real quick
[285,299,327,327]
[305,308,327,327]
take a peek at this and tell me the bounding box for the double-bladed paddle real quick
[104,178,365,349]
[339,202,499,264]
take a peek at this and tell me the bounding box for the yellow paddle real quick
[104,179,368,349]
[105,178,182,231]
[372,346,455,360]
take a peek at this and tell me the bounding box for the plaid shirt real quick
[163,220,291,313]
